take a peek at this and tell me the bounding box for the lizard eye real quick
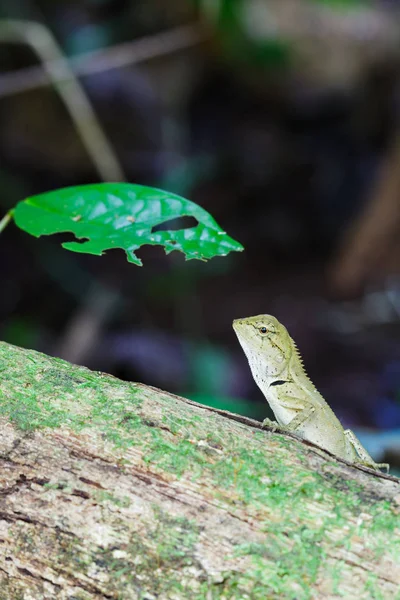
[259,327,268,334]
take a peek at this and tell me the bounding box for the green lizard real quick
[233,314,389,472]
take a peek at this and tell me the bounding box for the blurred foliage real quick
[1,315,39,349]
[194,0,400,91]
[195,0,372,69]
[187,341,267,419]
[195,0,291,69]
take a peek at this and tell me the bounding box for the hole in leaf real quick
[48,232,90,245]
[152,216,198,233]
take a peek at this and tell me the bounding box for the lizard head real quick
[232,314,292,379]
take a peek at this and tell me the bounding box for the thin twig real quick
[0,24,205,99]
[0,210,13,234]
[0,19,125,182]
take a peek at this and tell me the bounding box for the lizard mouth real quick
[232,319,248,335]
[232,318,247,327]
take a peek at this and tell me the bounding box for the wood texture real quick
[0,341,399,599]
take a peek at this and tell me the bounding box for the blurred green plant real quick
[0,183,243,265]
[194,0,372,70]
[194,0,291,68]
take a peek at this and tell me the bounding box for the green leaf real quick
[13,183,244,266]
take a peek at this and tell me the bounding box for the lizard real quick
[233,314,389,472]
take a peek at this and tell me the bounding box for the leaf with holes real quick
[13,183,244,265]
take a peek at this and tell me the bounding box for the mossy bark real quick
[0,341,399,600]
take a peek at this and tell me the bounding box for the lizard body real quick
[233,314,389,472]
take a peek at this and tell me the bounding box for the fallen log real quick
[0,341,398,599]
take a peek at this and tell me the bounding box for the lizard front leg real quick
[344,429,389,472]
[262,396,316,432]
[261,417,280,431]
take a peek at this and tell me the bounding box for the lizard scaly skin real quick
[233,314,389,472]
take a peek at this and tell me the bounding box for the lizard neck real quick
[288,338,320,395]
[246,343,291,396]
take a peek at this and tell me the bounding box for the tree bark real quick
[0,341,399,600]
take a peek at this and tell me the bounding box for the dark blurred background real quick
[1,0,400,468]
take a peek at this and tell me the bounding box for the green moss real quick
[93,490,131,508]
[92,508,203,598]
[0,342,398,599]
[364,573,385,600]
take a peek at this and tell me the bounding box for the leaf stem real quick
[0,210,13,234]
